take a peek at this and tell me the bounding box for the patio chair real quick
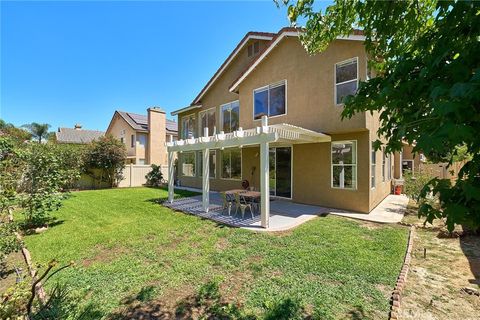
[234,193,254,219]
[220,192,234,216]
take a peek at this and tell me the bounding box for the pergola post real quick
[260,116,270,228]
[202,127,210,212]
[167,135,174,203]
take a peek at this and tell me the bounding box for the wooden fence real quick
[418,161,465,181]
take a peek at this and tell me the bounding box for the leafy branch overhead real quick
[285,0,480,231]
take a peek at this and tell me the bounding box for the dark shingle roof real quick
[56,128,104,144]
[117,111,178,133]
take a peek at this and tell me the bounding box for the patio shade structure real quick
[166,116,331,228]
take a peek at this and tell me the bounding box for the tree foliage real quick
[285,0,480,231]
[84,135,127,188]
[0,119,32,144]
[22,122,51,143]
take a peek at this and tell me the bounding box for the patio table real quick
[225,189,261,214]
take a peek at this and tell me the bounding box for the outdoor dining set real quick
[220,189,261,219]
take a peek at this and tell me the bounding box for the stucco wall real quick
[106,113,144,163]
[147,108,167,165]
[237,37,368,134]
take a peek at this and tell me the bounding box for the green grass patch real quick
[23,187,408,319]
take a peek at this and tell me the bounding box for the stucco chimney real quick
[147,107,166,165]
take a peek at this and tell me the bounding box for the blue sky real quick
[1,1,328,131]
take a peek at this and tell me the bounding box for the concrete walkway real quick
[328,195,409,223]
[164,190,409,231]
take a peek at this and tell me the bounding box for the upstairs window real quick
[137,134,147,147]
[247,41,260,57]
[131,134,135,148]
[199,108,216,136]
[335,57,358,105]
[221,101,240,133]
[181,114,196,139]
[254,81,286,120]
[331,141,357,189]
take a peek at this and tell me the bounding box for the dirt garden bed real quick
[400,201,480,319]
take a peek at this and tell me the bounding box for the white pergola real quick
[166,116,331,228]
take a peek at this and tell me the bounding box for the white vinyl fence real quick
[118,164,169,188]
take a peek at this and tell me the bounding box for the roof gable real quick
[107,110,178,133]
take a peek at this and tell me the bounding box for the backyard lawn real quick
[23,187,409,319]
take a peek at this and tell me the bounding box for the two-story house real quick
[106,107,178,165]
[166,27,401,228]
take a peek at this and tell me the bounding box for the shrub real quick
[145,164,164,187]
[84,135,126,188]
[403,170,434,203]
[18,143,80,227]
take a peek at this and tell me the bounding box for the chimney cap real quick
[74,123,82,129]
[147,106,165,113]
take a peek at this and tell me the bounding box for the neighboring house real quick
[394,142,425,178]
[55,124,104,144]
[106,107,178,165]
[167,27,403,226]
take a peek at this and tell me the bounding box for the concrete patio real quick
[163,191,409,231]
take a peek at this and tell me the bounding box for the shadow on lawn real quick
[459,233,480,287]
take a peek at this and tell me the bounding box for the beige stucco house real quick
[166,27,404,228]
[106,107,177,165]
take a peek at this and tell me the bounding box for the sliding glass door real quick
[269,147,292,198]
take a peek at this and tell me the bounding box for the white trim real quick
[337,34,366,41]
[220,147,242,180]
[193,34,274,104]
[230,31,299,92]
[252,80,287,121]
[220,100,240,133]
[330,140,358,190]
[171,104,202,116]
[334,57,359,106]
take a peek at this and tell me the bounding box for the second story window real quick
[221,101,239,133]
[137,134,147,147]
[254,81,286,120]
[131,134,135,148]
[335,57,358,105]
[199,108,216,136]
[181,114,196,139]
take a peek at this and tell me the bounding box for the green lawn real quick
[23,187,408,319]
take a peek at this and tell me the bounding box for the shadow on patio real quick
[162,192,329,231]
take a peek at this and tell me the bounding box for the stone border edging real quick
[389,225,415,320]
[7,208,47,303]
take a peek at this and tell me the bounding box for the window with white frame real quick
[382,148,386,182]
[182,152,196,177]
[221,101,239,133]
[181,114,196,139]
[331,141,357,189]
[335,58,358,105]
[254,81,286,120]
[198,150,216,178]
[371,142,376,188]
[221,148,241,179]
[199,108,216,136]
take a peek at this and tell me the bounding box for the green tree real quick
[0,119,32,144]
[22,122,51,143]
[84,135,127,188]
[285,0,480,231]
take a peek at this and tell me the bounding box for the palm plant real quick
[21,122,51,143]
